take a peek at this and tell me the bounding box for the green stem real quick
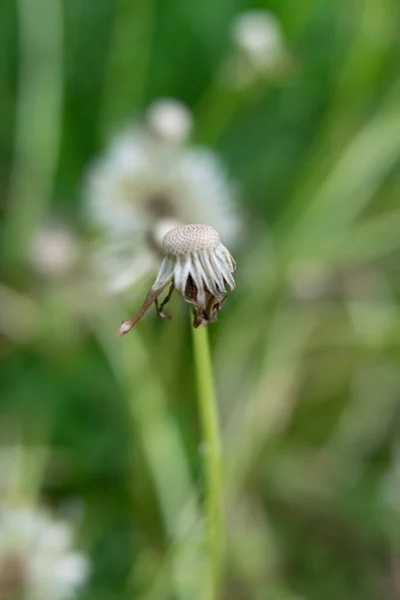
[194,84,243,145]
[192,323,222,600]
[99,0,156,138]
[5,0,63,265]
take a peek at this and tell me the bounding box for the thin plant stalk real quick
[192,322,222,600]
[5,0,63,265]
[99,0,156,138]
[95,308,203,600]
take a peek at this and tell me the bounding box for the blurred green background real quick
[1,0,400,599]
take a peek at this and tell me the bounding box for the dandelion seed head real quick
[86,131,239,243]
[0,504,89,600]
[146,98,193,144]
[231,10,283,64]
[118,224,236,334]
[85,114,241,293]
[225,9,289,87]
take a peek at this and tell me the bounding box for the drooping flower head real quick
[118,224,236,335]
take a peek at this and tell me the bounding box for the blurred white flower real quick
[226,10,289,87]
[146,98,193,144]
[0,504,88,600]
[84,100,240,294]
[30,225,79,280]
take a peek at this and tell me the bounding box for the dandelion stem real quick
[191,321,222,600]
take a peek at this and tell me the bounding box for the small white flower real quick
[232,10,283,63]
[118,224,236,334]
[0,504,89,600]
[146,98,193,144]
[30,225,79,279]
[226,10,289,87]
[84,107,240,294]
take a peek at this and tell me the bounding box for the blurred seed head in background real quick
[145,98,194,144]
[0,504,88,600]
[223,10,290,88]
[29,223,80,281]
[84,99,241,295]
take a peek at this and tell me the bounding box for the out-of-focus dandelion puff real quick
[30,225,79,280]
[118,224,236,334]
[0,504,89,600]
[146,98,193,144]
[84,99,240,294]
[226,10,290,87]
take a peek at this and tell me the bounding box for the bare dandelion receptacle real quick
[118,224,236,335]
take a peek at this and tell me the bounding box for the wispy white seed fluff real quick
[85,129,239,243]
[0,504,88,600]
[84,101,241,294]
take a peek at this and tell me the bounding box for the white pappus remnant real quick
[0,504,89,600]
[118,224,236,334]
